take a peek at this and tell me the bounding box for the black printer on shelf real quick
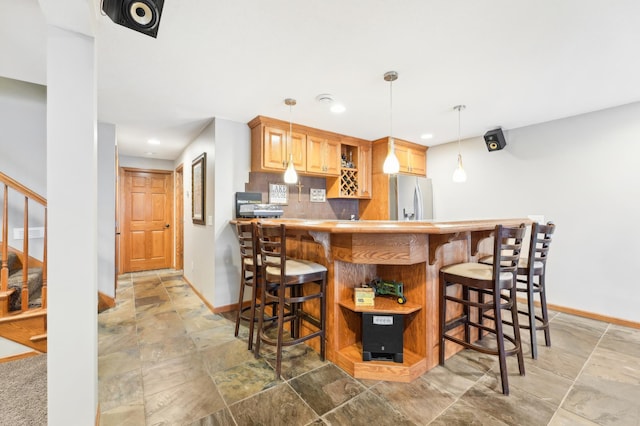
[235,192,284,218]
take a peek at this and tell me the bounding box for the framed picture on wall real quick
[192,153,206,224]
[268,183,288,204]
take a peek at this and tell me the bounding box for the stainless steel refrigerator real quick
[389,175,433,220]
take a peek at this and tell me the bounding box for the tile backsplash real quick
[244,172,359,220]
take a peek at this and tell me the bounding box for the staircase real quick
[0,172,47,353]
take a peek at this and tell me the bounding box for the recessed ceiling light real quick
[330,104,346,114]
[145,152,156,155]
[148,139,160,145]
[420,133,433,140]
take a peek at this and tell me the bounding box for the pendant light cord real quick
[457,106,461,154]
[389,78,393,140]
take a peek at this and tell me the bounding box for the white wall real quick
[175,120,216,302]
[0,77,47,194]
[0,77,47,260]
[427,101,640,322]
[213,118,251,308]
[97,122,116,297]
[172,118,250,310]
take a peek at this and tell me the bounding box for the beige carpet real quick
[0,354,47,426]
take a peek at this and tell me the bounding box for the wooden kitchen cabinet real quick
[394,140,427,176]
[359,137,428,219]
[249,116,372,199]
[307,135,340,176]
[326,140,372,199]
[250,117,306,173]
[357,142,372,198]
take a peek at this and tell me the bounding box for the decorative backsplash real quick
[245,172,359,220]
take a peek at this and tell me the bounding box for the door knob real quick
[165,224,170,228]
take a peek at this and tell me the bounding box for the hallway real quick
[98,270,640,425]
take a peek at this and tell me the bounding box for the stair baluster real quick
[1,183,10,316]
[21,195,29,311]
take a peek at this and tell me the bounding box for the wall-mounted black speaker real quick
[102,0,164,38]
[484,128,507,152]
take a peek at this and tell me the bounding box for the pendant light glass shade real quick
[283,98,298,184]
[452,153,467,182]
[383,138,400,174]
[284,153,297,183]
[452,105,467,183]
[383,71,400,174]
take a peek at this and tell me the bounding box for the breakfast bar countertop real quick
[256,217,530,234]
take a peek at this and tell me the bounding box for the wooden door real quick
[121,169,173,272]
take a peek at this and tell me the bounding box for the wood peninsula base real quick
[257,218,529,382]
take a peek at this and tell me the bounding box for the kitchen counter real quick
[241,217,530,382]
[257,218,527,234]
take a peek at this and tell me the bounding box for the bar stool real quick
[480,221,555,359]
[234,221,276,351]
[254,222,327,380]
[439,224,526,395]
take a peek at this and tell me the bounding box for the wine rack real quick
[340,169,359,197]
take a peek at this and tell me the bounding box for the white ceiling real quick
[3,0,640,160]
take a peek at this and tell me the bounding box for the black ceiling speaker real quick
[484,128,507,152]
[102,0,164,38]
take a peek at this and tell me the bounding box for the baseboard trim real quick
[181,276,242,314]
[547,303,640,329]
[0,350,41,364]
[97,292,115,313]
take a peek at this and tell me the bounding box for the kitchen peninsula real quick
[255,217,529,383]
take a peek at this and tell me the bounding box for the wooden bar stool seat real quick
[480,221,555,359]
[254,222,327,380]
[439,224,526,395]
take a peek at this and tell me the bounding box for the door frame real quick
[174,164,184,270]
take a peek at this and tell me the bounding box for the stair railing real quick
[0,172,47,316]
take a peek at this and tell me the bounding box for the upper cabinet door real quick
[358,142,372,198]
[262,126,306,171]
[306,135,325,174]
[306,136,340,176]
[289,131,307,171]
[262,126,288,170]
[408,148,426,176]
[324,139,341,176]
[395,141,426,176]
[394,144,410,174]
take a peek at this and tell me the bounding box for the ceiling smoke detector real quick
[316,93,345,113]
[316,94,335,103]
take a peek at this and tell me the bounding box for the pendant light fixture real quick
[452,104,467,183]
[283,98,298,184]
[382,71,400,174]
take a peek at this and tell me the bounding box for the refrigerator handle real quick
[414,178,424,221]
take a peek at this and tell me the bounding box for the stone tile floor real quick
[98,270,640,425]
